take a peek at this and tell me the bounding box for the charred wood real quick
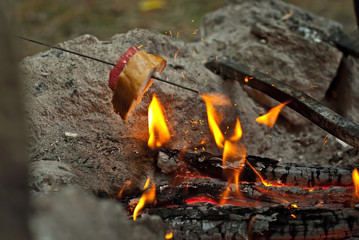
[157,149,353,188]
[123,177,352,209]
[148,204,359,240]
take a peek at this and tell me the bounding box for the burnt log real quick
[123,176,352,211]
[148,204,359,240]
[157,149,354,188]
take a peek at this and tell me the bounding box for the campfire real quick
[22,0,359,239]
[114,89,359,239]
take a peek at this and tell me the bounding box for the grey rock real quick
[331,55,359,124]
[195,0,343,125]
[30,186,167,240]
[29,161,76,195]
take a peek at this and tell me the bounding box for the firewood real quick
[157,149,354,188]
[148,204,359,240]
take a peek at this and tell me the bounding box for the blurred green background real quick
[16,0,357,56]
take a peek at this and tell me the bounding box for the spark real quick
[181,72,186,80]
[174,49,180,59]
[323,135,328,146]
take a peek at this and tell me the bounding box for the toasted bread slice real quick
[112,50,166,120]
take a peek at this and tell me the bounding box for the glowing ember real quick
[256,101,289,128]
[165,230,173,239]
[185,196,218,205]
[353,168,359,199]
[133,179,156,221]
[148,94,171,149]
[201,94,231,148]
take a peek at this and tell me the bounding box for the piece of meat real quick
[111,48,166,120]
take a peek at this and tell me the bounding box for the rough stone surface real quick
[30,186,167,240]
[194,0,343,125]
[345,56,359,124]
[29,161,77,195]
[330,55,359,125]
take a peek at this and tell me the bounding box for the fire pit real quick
[23,0,359,239]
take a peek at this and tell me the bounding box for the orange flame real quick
[201,94,231,148]
[223,118,245,192]
[223,141,246,165]
[117,180,131,199]
[353,168,359,199]
[133,178,156,221]
[202,94,248,204]
[219,182,231,205]
[143,177,150,190]
[256,101,289,128]
[148,94,171,149]
[246,159,271,187]
[229,118,242,142]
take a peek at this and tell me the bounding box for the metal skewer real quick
[18,36,199,94]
